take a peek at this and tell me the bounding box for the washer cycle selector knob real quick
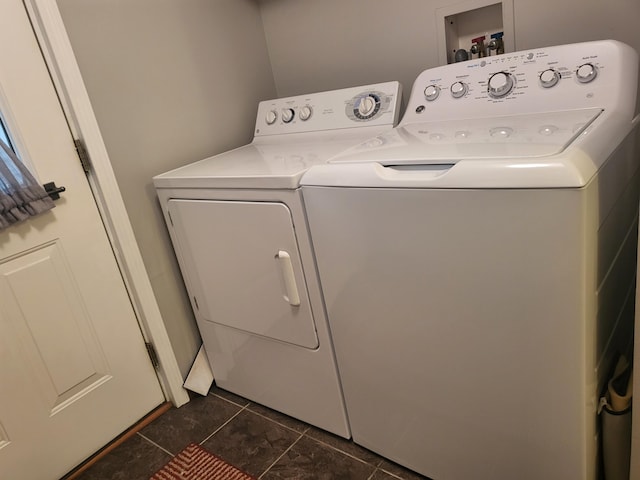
[299,105,313,121]
[450,81,468,99]
[488,72,515,98]
[265,110,277,125]
[539,69,560,88]
[424,85,440,102]
[282,108,295,123]
[576,63,597,83]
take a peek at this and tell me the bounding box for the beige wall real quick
[57,0,276,377]
[259,0,640,112]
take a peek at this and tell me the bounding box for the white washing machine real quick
[301,41,640,478]
[153,82,402,437]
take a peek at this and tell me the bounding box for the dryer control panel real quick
[255,81,402,137]
[402,40,638,125]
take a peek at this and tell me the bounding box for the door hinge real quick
[145,342,160,369]
[74,138,91,173]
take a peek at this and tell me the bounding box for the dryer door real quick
[168,199,319,349]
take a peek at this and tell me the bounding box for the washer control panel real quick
[255,81,402,137]
[403,40,637,125]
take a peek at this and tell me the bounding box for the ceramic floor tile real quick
[370,469,402,480]
[377,459,431,480]
[306,426,382,465]
[209,384,251,407]
[71,434,171,480]
[139,392,243,454]
[202,408,301,476]
[247,401,310,433]
[261,435,376,480]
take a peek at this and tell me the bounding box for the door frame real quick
[23,0,189,407]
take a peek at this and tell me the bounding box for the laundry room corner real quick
[53,0,277,382]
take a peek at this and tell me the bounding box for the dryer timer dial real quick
[354,94,381,120]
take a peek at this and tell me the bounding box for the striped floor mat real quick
[150,443,256,480]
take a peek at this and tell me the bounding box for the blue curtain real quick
[0,138,54,230]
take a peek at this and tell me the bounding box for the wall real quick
[259,0,640,112]
[57,0,276,377]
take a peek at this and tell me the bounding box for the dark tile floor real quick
[69,385,429,480]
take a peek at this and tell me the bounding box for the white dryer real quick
[154,82,402,437]
[301,41,640,477]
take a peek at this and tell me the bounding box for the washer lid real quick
[329,109,603,164]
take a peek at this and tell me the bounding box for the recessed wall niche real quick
[436,0,515,65]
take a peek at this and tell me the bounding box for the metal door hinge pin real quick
[74,138,91,173]
[145,342,159,369]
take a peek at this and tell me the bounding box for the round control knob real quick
[450,81,468,99]
[424,85,440,102]
[357,95,377,117]
[576,63,597,83]
[353,94,381,120]
[265,110,277,125]
[299,105,313,121]
[282,108,295,123]
[539,69,560,88]
[488,72,515,98]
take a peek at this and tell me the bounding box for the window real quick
[0,115,54,229]
[0,116,14,151]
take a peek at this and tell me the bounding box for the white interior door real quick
[0,1,165,479]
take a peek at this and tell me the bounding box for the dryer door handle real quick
[276,250,301,306]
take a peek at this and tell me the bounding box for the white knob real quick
[539,69,560,88]
[282,108,294,123]
[488,72,515,98]
[424,85,440,102]
[265,110,277,125]
[576,63,597,83]
[357,96,377,117]
[299,105,313,121]
[450,81,468,99]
